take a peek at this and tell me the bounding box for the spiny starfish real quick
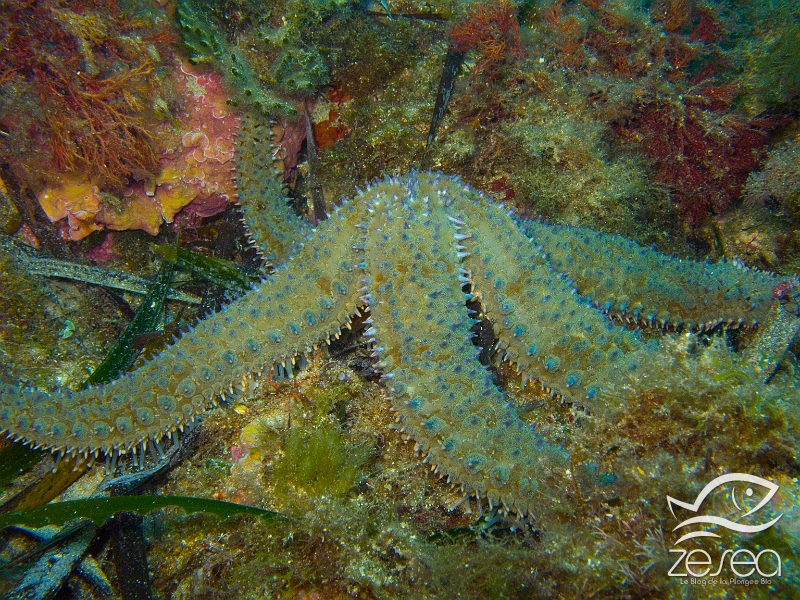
[1,167,798,518]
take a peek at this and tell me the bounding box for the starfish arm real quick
[744,305,800,380]
[0,201,367,456]
[236,113,310,263]
[361,177,568,518]
[449,185,654,409]
[523,222,798,330]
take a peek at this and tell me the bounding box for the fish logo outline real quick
[667,473,782,545]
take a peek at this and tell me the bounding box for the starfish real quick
[1,160,798,517]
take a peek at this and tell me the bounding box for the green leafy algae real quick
[176,0,296,116]
[274,419,372,500]
[268,371,374,502]
[737,1,800,109]
[86,261,173,386]
[152,244,257,293]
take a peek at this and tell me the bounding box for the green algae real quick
[176,0,296,116]
[736,0,800,110]
[176,0,423,112]
[86,261,173,386]
[256,0,352,96]
[268,44,329,96]
[273,420,372,500]
[272,377,374,503]
[745,132,800,223]
[0,496,285,529]
[754,20,800,106]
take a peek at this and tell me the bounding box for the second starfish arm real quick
[451,187,653,410]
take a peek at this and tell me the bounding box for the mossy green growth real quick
[743,16,800,108]
[257,0,356,97]
[257,0,426,98]
[744,133,800,223]
[731,0,800,111]
[0,252,59,386]
[273,419,372,500]
[317,53,443,196]
[269,45,329,95]
[499,103,673,242]
[175,0,295,116]
[273,373,373,502]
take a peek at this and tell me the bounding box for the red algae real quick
[448,0,522,74]
[614,89,779,224]
[28,57,240,240]
[0,0,164,190]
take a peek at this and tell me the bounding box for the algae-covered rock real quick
[745,132,800,222]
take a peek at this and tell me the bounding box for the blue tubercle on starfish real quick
[1,123,799,517]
